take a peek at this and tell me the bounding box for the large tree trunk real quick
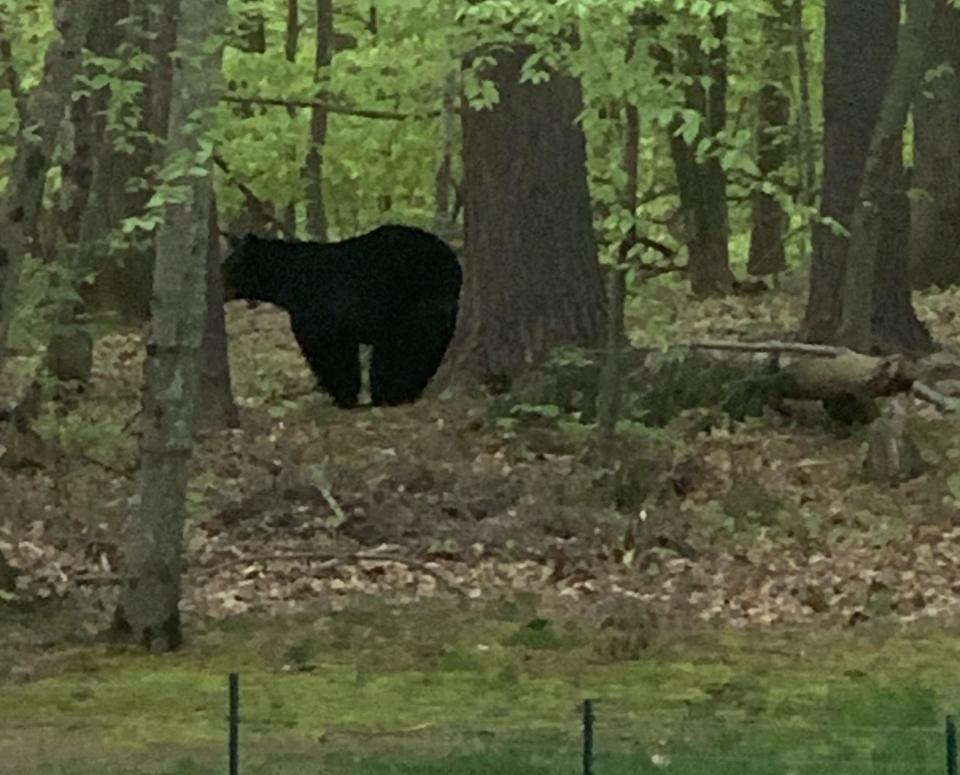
[838,0,936,354]
[0,0,93,375]
[748,0,791,281]
[304,0,333,241]
[909,0,960,289]
[801,0,898,343]
[447,45,606,389]
[114,0,225,652]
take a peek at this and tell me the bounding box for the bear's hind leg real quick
[370,299,458,406]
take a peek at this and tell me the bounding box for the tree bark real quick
[145,0,180,141]
[81,0,179,322]
[304,0,333,241]
[596,109,639,464]
[909,0,960,289]
[748,0,791,279]
[447,45,606,389]
[838,0,937,353]
[237,0,266,53]
[869,163,933,353]
[792,0,817,206]
[45,0,124,385]
[114,0,226,652]
[286,0,300,63]
[655,14,735,296]
[45,76,97,385]
[196,193,240,431]
[432,70,458,242]
[282,0,300,236]
[596,14,643,464]
[0,0,92,376]
[802,0,898,343]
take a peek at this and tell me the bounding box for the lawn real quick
[2,597,957,774]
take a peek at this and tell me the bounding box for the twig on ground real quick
[911,381,956,412]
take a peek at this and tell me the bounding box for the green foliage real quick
[1,0,828,270]
[217,0,452,234]
[0,0,53,183]
[207,0,826,256]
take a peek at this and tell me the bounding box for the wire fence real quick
[6,670,959,773]
[214,672,959,775]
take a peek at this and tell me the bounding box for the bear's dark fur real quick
[222,225,462,408]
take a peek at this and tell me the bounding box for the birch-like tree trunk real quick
[114,0,226,652]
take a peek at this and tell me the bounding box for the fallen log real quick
[512,343,919,427]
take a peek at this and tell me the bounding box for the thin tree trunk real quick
[909,0,960,289]
[283,0,299,236]
[0,0,93,375]
[286,0,300,63]
[196,193,240,431]
[238,0,266,53]
[655,14,735,296]
[748,0,791,280]
[45,77,97,385]
[0,21,25,118]
[45,0,125,385]
[114,0,226,652]
[838,0,937,353]
[447,45,606,388]
[146,0,180,143]
[792,0,817,205]
[304,0,333,241]
[82,0,178,322]
[698,13,733,296]
[596,22,641,464]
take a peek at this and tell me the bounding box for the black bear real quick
[222,224,462,408]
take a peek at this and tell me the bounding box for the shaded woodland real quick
[3,4,960,762]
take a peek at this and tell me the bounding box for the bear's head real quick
[221,233,263,302]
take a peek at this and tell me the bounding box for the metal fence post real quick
[229,672,240,775]
[582,699,595,775]
[947,715,957,775]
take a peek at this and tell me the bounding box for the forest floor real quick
[4,272,960,772]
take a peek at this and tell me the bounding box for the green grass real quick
[2,598,958,773]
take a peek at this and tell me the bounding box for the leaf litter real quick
[4,284,960,647]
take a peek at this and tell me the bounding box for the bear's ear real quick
[224,233,244,252]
